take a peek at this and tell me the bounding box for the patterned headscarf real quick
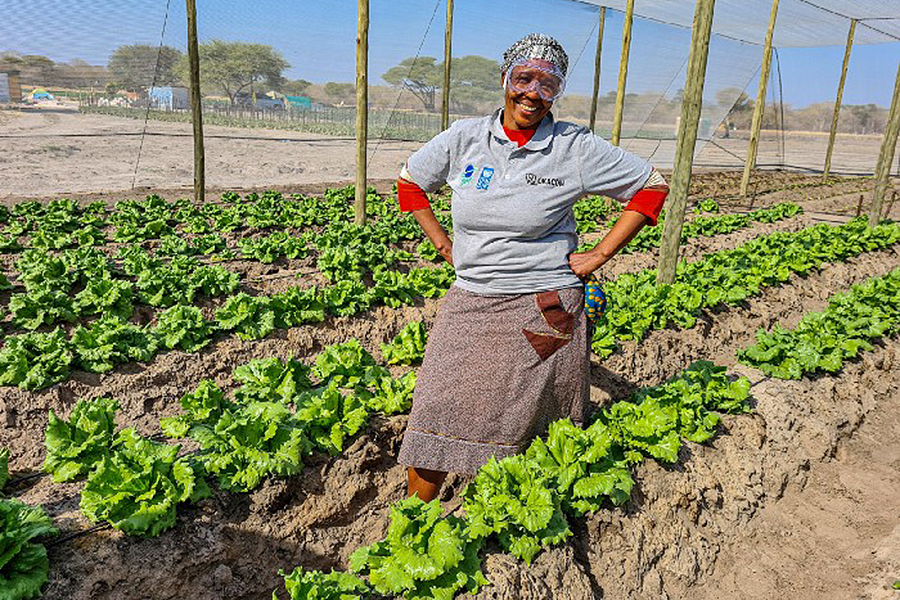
[501,33,569,78]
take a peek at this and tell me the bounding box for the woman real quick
[395,33,668,502]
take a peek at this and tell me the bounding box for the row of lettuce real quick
[591,217,900,357]
[9,259,900,599]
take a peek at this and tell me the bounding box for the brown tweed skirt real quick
[397,284,590,475]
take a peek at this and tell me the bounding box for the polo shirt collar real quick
[490,108,555,151]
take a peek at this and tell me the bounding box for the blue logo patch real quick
[476,166,495,190]
[460,164,475,186]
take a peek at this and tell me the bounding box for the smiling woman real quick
[394,32,669,503]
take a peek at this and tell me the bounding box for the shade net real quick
[0,0,897,199]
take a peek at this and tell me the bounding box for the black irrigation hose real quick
[6,472,47,487]
[45,522,111,548]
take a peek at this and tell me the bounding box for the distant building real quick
[148,86,189,110]
[0,70,22,103]
[286,95,312,109]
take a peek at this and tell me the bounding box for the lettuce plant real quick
[349,496,488,599]
[80,428,208,536]
[380,321,428,366]
[43,397,118,482]
[0,329,73,390]
[0,498,58,600]
[153,305,215,353]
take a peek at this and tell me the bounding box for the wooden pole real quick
[355,0,369,225]
[822,19,856,183]
[589,7,607,133]
[656,0,716,284]
[441,0,453,131]
[739,0,779,199]
[884,189,896,220]
[868,62,900,227]
[611,0,635,146]
[185,0,204,204]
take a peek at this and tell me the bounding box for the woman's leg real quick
[407,466,447,502]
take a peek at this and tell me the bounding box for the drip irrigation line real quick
[369,0,441,163]
[131,0,172,190]
[6,472,47,487]
[45,523,111,548]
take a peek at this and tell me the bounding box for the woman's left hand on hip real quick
[568,250,607,280]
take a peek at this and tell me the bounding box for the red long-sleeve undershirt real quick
[397,126,666,224]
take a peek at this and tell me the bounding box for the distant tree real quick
[177,40,289,105]
[282,78,312,96]
[715,87,753,131]
[108,44,182,91]
[843,103,882,135]
[0,54,56,86]
[323,82,355,105]
[443,55,501,113]
[382,56,441,111]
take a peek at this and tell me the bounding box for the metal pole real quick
[868,62,900,227]
[441,0,454,131]
[656,0,716,285]
[186,0,204,204]
[589,7,607,133]
[739,0,779,199]
[355,0,369,225]
[611,0,635,146]
[823,19,856,183]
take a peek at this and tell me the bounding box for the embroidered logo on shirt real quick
[460,164,475,186]
[476,166,495,190]
[525,173,565,187]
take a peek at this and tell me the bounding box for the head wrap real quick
[501,33,569,78]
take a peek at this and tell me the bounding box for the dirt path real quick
[692,366,900,600]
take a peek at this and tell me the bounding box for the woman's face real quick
[501,60,557,130]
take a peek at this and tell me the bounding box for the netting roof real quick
[575,0,900,46]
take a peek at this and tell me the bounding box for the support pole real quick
[589,7,607,133]
[185,0,204,204]
[611,0,635,146]
[656,0,716,285]
[823,19,856,182]
[355,0,369,225]
[739,0,779,199]
[868,62,900,227]
[441,0,454,131]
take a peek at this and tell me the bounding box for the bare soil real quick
[2,154,899,598]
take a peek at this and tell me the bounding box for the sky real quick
[4,0,899,108]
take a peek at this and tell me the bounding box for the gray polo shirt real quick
[405,108,652,295]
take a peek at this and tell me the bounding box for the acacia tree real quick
[179,40,289,105]
[382,56,441,111]
[108,45,182,91]
[382,55,501,113]
[323,82,355,105]
[443,55,501,113]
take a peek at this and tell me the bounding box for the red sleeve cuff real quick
[624,188,668,226]
[397,179,431,212]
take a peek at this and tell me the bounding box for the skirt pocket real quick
[522,289,575,360]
